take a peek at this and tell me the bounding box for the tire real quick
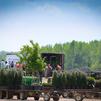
[68,92,74,98]
[62,92,68,98]
[43,94,50,101]
[74,94,83,101]
[20,93,27,100]
[34,94,40,100]
[52,93,59,101]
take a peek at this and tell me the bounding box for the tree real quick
[18,40,46,75]
[27,40,101,70]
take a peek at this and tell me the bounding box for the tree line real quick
[40,40,101,70]
[0,40,101,70]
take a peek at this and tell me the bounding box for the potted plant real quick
[95,79,101,89]
[0,69,8,89]
[7,68,23,89]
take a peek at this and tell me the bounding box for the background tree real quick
[1,40,101,71]
[40,40,101,70]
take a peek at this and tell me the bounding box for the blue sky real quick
[0,0,101,51]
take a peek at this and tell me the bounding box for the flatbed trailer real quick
[40,88,101,101]
[0,87,101,101]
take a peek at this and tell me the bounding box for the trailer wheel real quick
[43,93,50,101]
[34,93,40,100]
[62,92,68,98]
[68,92,74,98]
[20,92,27,100]
[52,93,59,101]
[74,94,83,101]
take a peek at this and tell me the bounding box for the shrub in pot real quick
[95,79,101,89]
[61,72,67,89]
[52,71,63,89]
[7,68,23,89]
[0,69,8,87]
[66,73,71,89]
[52,71,58,89]
[74,72,85,89]
[0,68,23,89]
[52,70,88,89]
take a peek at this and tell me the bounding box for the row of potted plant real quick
[0,68,42,86]
[52,70,95,89]
[0,68,23,89]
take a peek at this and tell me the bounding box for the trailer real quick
[0,80,101,101]
[0,53,100,101]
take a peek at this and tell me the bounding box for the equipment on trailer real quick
[41,53,64,70]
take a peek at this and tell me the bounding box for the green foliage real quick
[42,83,52,87]
[61,72,67,88]
[1,40,101,70]
[95,79,101,88]
[0,68,8,86]
[52,70,62,89]
[7,68,23,88]
[52,71,88,89]
[0,51,7,61]
[0,68,23,88]
[22,76,33,86]
[22,76,40,86]
[18,40,46,73]
[40,40,101,70]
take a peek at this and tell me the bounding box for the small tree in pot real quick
[18,40,46,78]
